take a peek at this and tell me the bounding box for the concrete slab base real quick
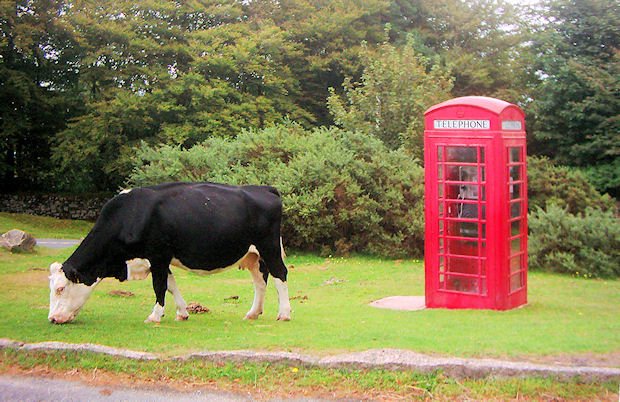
[369,296,426,311]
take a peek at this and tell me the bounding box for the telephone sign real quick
[424,96,528,310]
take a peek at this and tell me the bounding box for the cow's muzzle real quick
[48,314,74,324]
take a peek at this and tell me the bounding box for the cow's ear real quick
[50,262,63,274]
[118,190,155,245]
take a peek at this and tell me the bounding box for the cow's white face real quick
[48,262,97,324]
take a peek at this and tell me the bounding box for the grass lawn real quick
[0,212,92,239]
[1,213,619,399]
[0,215,619,360]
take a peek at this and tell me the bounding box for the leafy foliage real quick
[327,37,453,156]
[529,204,620,278]
[527,0,620,196]
[129,123,425,257]
[527,156,615,214]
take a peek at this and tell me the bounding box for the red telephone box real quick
[424,96,527,310]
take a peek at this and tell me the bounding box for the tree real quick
[327,37,453,157]
[383,0,531,103]
[52,1,314,192]
[244,0,389,125]
[0,0,83,192]
[527,0,619,196]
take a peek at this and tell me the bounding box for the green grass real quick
[1,213,619,361]
[1,213,619,399]
[2,349,617,400]
[0,212,93,239]
[1,243,619,360]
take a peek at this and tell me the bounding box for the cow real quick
[48,182,291,324]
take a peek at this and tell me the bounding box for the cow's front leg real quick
[167,272,189,321]
[145,262,169,323]
[245,264,267,320]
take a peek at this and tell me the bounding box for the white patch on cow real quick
[167,274,189,320]
[145,303,165,323]
[119,188,132,195]
[171,245,260,275]
[126,258,151,280]
[274,278,291,321]
[245,264,266,320]
[48,262,100,324]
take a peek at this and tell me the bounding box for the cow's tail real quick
[280,237,286,260]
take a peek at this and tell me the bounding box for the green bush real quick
[529,204,620,278]
[129,123,425,257]
[527,156,614,214]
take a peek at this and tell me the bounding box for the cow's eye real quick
[56,287,65,295]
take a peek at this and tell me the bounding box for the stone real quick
[0,229,37,253]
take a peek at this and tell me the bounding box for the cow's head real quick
[48,262,98,324]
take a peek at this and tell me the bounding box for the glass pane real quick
[447,220,478,237]
[481,278,488,295]
[510,183,521,199]
[438,164,444,179]
[510,165,521,181]
[480,258,487,275]
[446,275,480,294]
[447,256,479,275]
[480,147,485,163]
[509,147,521,163]
[439,185,444,198]
[481,167,486,182]
[447,147,477,163]
[459,166,478,182]
[511,237,522,254]
[511,220,521,236]
[438,146,444,161]
[510,272,523,292]
[447,238,479,256]
[460,222,478,237]
[445,184,480,200]
[447,200,479,219]
[439,202,444,217]
[511,202,522,218]
[510,255,522,274]
[439,256,445,272]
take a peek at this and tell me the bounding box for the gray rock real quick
[0,229,37,252]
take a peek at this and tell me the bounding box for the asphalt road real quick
[36,239,81,249]
[0,375,250,402]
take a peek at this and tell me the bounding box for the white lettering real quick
[502,120,523,130]
[433,120,491,130]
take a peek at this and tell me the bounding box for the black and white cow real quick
[48,182,291,324]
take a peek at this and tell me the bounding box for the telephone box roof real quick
[425,96,522,116]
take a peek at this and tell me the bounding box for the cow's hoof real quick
[276,314,291,321]
[144,316,161,324]
[176,314,189,321]
[244,311,261,320]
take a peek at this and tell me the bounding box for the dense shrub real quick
[129,123,425,257]
[529,204,620,278]
[528,156,614,214]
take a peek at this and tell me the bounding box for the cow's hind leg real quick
[145,259,170,323]
[167,272,189,321]
[262,246,291,321]
[245,254,266,320]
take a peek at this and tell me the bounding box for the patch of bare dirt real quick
[186,302,210,314]
[107,290,135,298]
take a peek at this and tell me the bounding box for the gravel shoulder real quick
[2,338,619,382]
